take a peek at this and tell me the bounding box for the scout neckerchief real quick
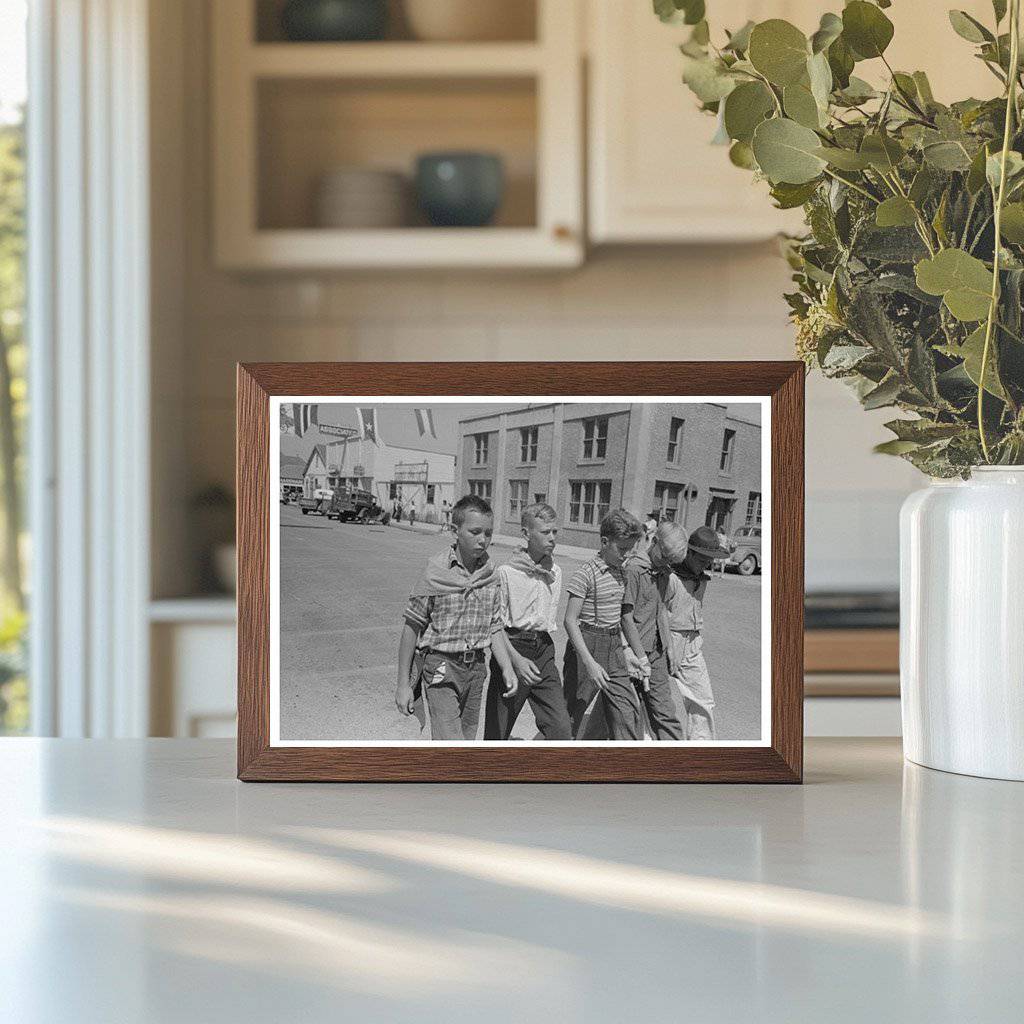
[505,546,556,584]
[409,545,496,598]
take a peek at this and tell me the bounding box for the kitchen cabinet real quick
[211,0,583,269]
[587,0,1000,244]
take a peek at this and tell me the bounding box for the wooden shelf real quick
[212,0,582,269]
[249,42,544,79]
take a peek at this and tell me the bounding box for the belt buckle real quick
[459,648,477,665]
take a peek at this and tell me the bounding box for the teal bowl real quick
[415,152,505,228]
[280,0,388,42]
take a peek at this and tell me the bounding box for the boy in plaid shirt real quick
[395,495,517,740]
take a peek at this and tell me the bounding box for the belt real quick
[579,622,620,636]
[507,627,552,645]
[427,647,486,665]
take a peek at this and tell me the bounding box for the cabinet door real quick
[589,1,815,243]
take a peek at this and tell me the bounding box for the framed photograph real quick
[237,362,803,782]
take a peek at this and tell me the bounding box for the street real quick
[278,503,763,741]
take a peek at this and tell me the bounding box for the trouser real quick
[671,631,716,740]
[418,650,485,740]
[563,626,642,740]
[642,643,685,740]
[485,632,572,740]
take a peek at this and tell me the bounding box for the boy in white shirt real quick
[484,503,573,740]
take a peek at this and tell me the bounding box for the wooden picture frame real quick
[237,362,804,782]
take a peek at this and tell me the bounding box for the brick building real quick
[456,403,761,549]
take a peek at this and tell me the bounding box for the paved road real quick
[278,504,763,741]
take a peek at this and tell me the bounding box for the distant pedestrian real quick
[396,501,403,523]
[441,499,452,533]
[409,499,417,527]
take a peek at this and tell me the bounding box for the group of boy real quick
[395,494,728,742]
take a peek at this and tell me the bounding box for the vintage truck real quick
[299,486,386,523]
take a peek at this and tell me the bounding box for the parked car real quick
[326,486,381,523]
[298,488,334,515]
[728,525,761,576]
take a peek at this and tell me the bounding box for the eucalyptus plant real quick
[659,0,1024,475]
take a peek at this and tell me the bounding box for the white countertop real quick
[2,738,1021,1023]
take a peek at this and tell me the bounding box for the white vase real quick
[900,467,1024,780]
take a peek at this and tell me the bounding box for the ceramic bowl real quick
[414,152,505,228]
[281,0,388,42]
[403,0,534,42]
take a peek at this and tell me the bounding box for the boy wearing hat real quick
[664,524,731,740]
[621,521,688,740]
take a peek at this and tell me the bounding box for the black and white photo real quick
[270,396,770,746]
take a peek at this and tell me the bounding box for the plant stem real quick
[821,167,879,203]
[979,0,1021,463]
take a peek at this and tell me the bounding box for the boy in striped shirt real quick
[562,509,644,740]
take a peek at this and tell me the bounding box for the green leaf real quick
[993,1,1008,24]
[724,20,755,53]
[654,0,705,25]
[681,55,737,103]
[1000,202,1024,242]
[909,165,936,205]
[948,10,993,44]
[912,71,935,105]
[752,117,827,184]
[842,1,894,60]
[770,179,820,209]
[875,196,918,228]
[923,141,973,171]
[783,83,822,129]
[748,19,810,87]
[838,75,877,104]
[728,140,758,169]
[884,418,963,443]
[827,35,855,89]
[959,324,1007,398]
[810,12,843,54]
[860,133,905,172]
[915,249,994,321]
[807,51,833,110]
[814,146,872,170]
[862,374,903,410]
[986,150,1024,190]
[874,439,921,455]
[723,81,775,143]
[967,143,993,193]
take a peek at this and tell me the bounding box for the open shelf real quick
[213,0,581,268]
[249,42,543,77]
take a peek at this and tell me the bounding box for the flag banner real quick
[293,403,319,438]
[414,407,436,438]
[358,407,380,445]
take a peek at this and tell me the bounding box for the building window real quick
[581,417,609,460]
[719,428,736,473]
[508,480,529,519]
[468,479,492,501]
[534,492,546,504]
[519,426,539,463]
[666,417,685,463]
[426,484,436,504]
[389,482,398,500]
[569,480,612,526]
[746,491,762,526]
[706,496,736,533]
[473,433,490,465]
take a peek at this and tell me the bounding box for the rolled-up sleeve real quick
[404,595,430,630]
[622,565,641,611]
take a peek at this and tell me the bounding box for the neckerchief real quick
[505,547,556,583]
[409,546,496,598]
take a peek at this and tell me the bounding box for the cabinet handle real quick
[552,224,574,241]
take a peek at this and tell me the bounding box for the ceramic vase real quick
[900,467,1024,781]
